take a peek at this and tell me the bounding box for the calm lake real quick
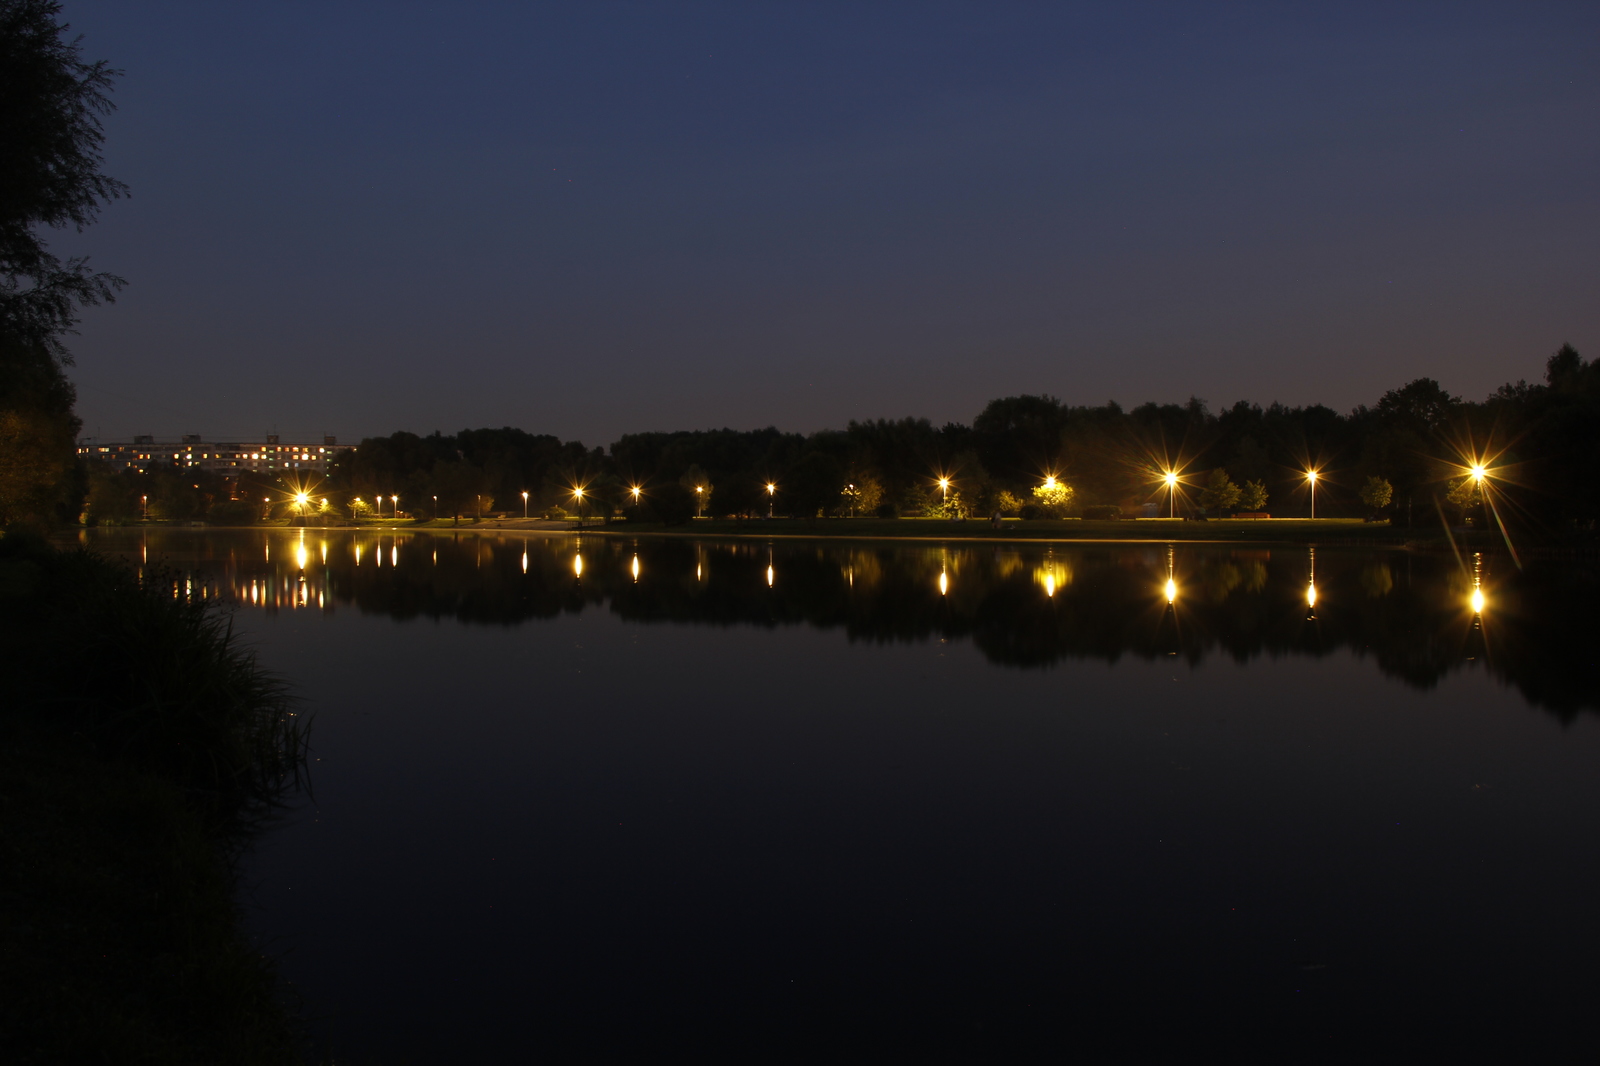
[84,528,1600,1062]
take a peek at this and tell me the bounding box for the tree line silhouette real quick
[297,348,1600,533]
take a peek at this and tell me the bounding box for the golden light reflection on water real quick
[766,565,774,588]
[573,553,584,579]
[939,570,949,596]
[295,544,309,570]
[1164,578,1177,604]
[631,555,641,582]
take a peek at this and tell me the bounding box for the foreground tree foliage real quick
[0,533,309,1064]
[0,0,125,527]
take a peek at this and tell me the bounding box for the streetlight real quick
[432,495,438,520]
[573,486,585,527]
[939,477,950,503]
[1163,471,1178,519]
[391,494,398,518]
[695,485,703,518]
[1306,469,1319,520]
[141,494,147,519]
[766,482,775,518]
[522,490,529,518]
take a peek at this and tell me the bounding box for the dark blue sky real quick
[57,1,1600,445]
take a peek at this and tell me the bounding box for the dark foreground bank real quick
[0,532,310,1064]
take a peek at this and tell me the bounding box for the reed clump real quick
[0,531,311,1064]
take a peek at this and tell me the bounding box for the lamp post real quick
[432,495,438,521]
[766,482,775,518]
[1306,470,1318,520]
[939,478,950,504]
[141,495,147,519]
[695,485,703,518]
[391,494,398,519]
[573,486,585,528]
[522,491,529,519]
[1164,471,1178,519]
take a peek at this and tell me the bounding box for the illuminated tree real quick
[1030,479,1074,518]
[1198,468,1241,515]
[1238,479,1268,512]
[1359,476,1393,512]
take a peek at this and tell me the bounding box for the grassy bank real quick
[584,516,1408,543]
[0,532,310,1064]
[179,514,1539,551]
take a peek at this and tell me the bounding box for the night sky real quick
[55,1,1600,445]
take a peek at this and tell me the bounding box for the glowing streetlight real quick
[391,494,398,517]
[630,485,642,503]
[1306,469,1319,520]
[572,486,586,527]
[294,492,310,515]
[432,495,438,520]
[1043,475,1057,491]
[694,485,704,518]
[1470,464,1487,483]
[766,482,775,518]
[1164,577,1178,604]
[1163,470,1179,519]
[522,490,529,519]
[141,494,147,518]
[938,477,950,502]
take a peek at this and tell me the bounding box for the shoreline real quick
[85,516,1537,553]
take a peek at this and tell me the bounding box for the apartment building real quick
[78,434,353,476]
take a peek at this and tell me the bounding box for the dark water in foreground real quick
[87,530,1600,1061]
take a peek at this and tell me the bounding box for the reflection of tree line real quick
[131,533,1595,720]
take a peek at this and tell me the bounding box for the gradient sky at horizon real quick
[52,0,1600,446]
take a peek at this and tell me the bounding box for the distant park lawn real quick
[581,516,1405,543]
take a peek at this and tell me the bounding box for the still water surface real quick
[87,529,1600,1061]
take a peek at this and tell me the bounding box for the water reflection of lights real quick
[939,570,949,596]
[573,553,584,579]
[1044,572,1056,597]
[766,565,775,588]
[1164,578,1177,604]
[522,551,528,574]
[1471,551,1486,616]
[296,544,309,570]
[1306,547,1317,618]
[631,555,641,582]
